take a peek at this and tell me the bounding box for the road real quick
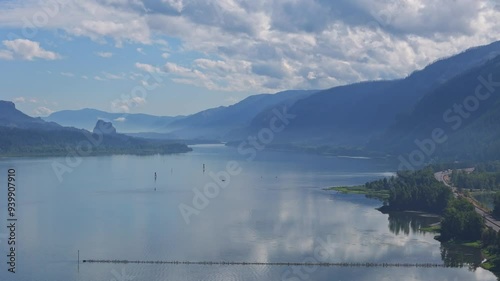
[435,170,500,232]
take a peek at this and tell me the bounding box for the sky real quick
[0,0,499,117]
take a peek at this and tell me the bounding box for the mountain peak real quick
[93,119,117,135]
[0,100,62,130]
[0,100,16,111]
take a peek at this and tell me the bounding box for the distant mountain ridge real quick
[0,101,62,130]
[233,40,500,146]
[7,40,500,163]
[42,40,500,145]
[45,89,318,140]
[0,101,191,156]
[44,108,184,133]
[166,90,318,140]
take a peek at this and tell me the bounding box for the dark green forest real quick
[451,162,500,190]
[362,166,500,272]
[364,169,485,242]
[440,198,483,241]
[494,192,500,219]
[365,168,452,213]
[0,127,192,156]
[370,55,500,163]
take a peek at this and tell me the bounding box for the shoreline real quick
[0,147,193,159]
[325,185,500,276]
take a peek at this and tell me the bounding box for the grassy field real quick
[419,224,441,233]
[325,185,390,200]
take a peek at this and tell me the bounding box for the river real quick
[0,145,496,280]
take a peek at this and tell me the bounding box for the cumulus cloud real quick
[13,97,26,103]
[0,0,499,91]
[145,0,500,91]
[0,49,13,60]
[0,39,60,61]
[364,0,481,35]
[164,62,192,74]
[72,19,151,46]
[135,62,161,73]
[111,96,146,113]
[14,97,38,103]
[161,0,184,13]
[33,106,54,116]
[251,60,292,79]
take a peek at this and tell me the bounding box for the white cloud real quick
[164,62,192,74]
[156,59,256,91]
[0,0,499,92]
[135,62,161,73]
[1,39,60,61]
[61,72,75,77]
[111,96,146,113]
[111,103,129,113]
[13,97,39,104]
[136,47,145,54]
[72,19,151,46]
[96,51,113,58]
[102,72,125,80]
[13,97,26,103]
[114,117,126,122]
[128,72,143,80]
[162,0,184,13]
[94,75,105,81]
[0,49,13,60]
[33,106,54,116]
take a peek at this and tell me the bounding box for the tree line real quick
[451,170,500,190]
[0,126,192,156]
[363,167,500,271]
[365,169,484,241]
[365,168,452,214]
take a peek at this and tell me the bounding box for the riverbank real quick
[225,142,388,159]
[326,185,500,277]
[0,143,193,158]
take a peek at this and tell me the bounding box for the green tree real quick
[441,198,483,241]
[493,192,500,219]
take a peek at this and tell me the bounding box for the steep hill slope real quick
[0,101,191,156]
[369,54,500,162]
[166,90,317,140]
[0,101,61,130]
[237,41,500,146]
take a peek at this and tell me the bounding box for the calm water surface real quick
[0,145,496,280]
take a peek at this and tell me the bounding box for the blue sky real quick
[0,0,499,116]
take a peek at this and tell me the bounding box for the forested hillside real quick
[370,54,500,162]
